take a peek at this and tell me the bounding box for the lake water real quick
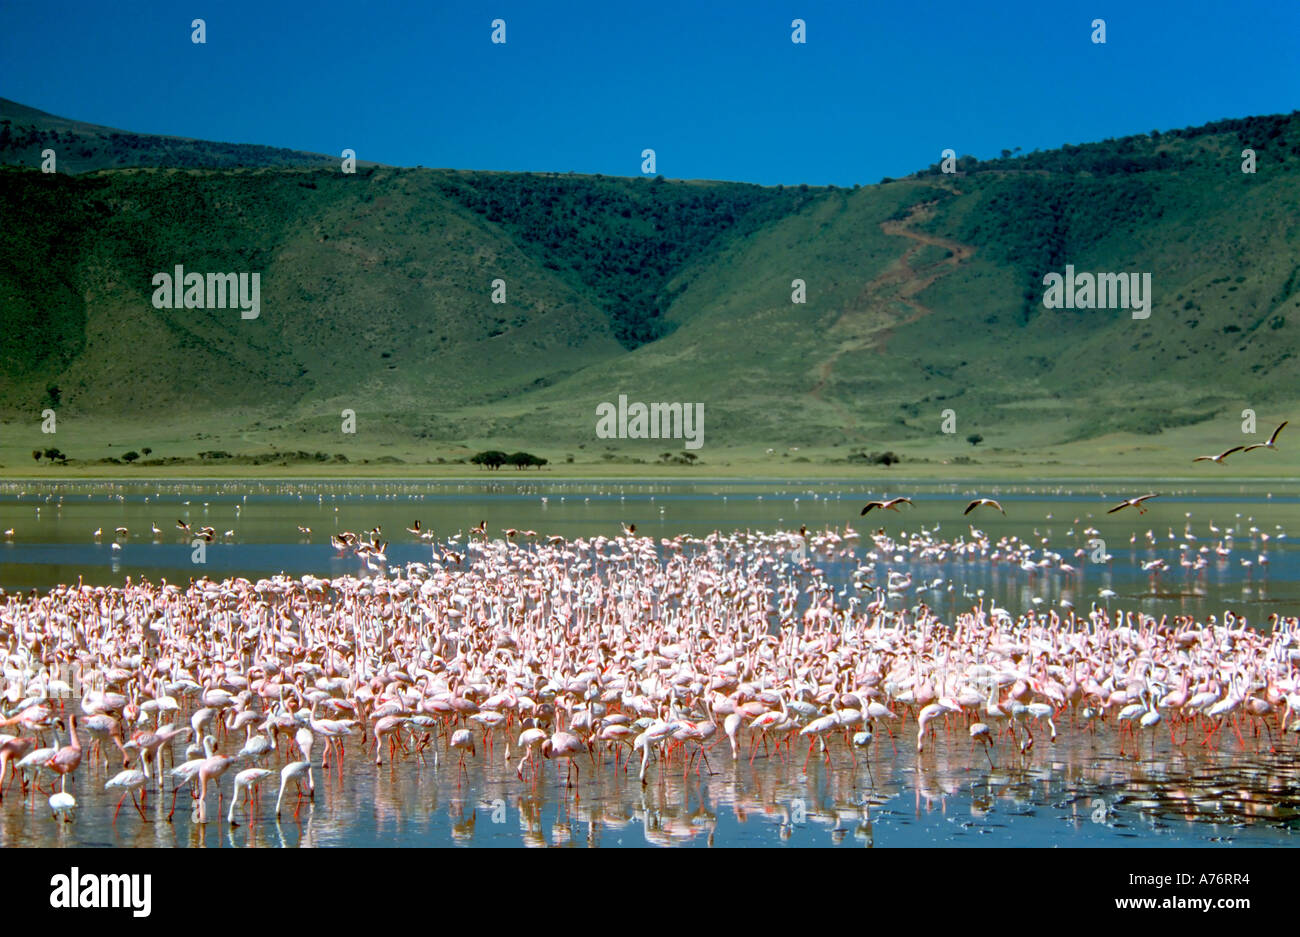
[1,477,1298,847]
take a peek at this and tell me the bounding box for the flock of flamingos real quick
[0,489,1297,832]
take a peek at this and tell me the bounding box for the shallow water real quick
[4,710,1297,848]
[2,478,1296,621]
[1,477,1298,847]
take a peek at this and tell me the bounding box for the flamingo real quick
[105,761,148,821]
[44,713,82,793]
[915,702,948,753]
[800,704,841,770]
[723,711,744,760]
[516,726,548,779]
[16,721,63,800]
[1137,692,1163,756]
[228,768,274,826]
[1026,702,1057,743]
[632,718,675,785]
[82,713,127,770]
[748,695,789,762]
[308,700,356,770]
[1192,447,1244,464]
[852,722,875,782]
[1242,421,1287,452]
[167,734,217,820]
[542,725,588,787]
[372,714,408,765]
[194,742,234,823]
[49,790,76,822]
[275,761,315,817]
[0,736,35,798]
[861,497,913,515]
[1107,494,1159,515]
[448,729,476,778]
[969,722,995,767]
[293,726,315,763]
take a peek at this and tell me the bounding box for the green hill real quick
[0,98,358,174]
[1,101,1298,471]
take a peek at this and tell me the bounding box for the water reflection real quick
[8,713,1294,848]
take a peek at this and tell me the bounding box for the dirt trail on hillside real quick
[810,201,975,421]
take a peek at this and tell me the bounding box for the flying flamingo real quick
[1242,421,1287,452]
[1107,494,1159,515]
[1193,446,1245,464]
[861,497,913,516]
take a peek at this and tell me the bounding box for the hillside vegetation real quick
[1,99,1298,470]
[0,98,342,173]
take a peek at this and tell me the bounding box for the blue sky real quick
[2,0,1296,185]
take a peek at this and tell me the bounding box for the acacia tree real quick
[507,451,547,469]
[470,450,508,470]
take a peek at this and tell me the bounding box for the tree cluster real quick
[470,450,547,469]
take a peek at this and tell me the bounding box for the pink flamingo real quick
[0,736,35,799]
[194,744,234,823]
[543,726,587,788]
[43,713,82,793]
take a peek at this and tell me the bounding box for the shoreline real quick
[3,467,1299,484]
